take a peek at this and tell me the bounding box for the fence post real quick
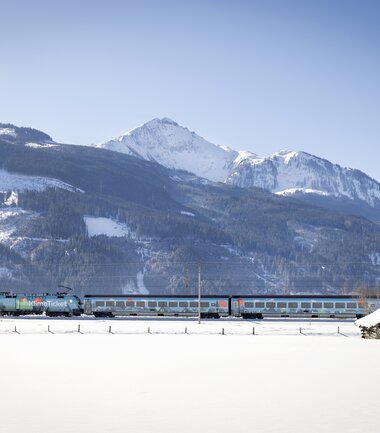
[109,325,112,333]
[252,327,255,335]
[78,324,81,333]
[222,328,225,335]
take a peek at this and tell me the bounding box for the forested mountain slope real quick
[0,123,379,295]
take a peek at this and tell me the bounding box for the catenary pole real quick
[198,263,201,324]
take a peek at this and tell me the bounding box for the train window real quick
[126,301,135,307]
[301,302,311,309]
[288,302,298,308]
[324,302,333,308]
[179,302,188,307]
[255,302,265,308]
[106,301,114,307]
[158,301,168,307]
[312,303,322,309]
[190,302,198,308]
[277,302,286,308]
[266,302,275,308]
[136,301,145,307]
[115,301,124,307]
[335,303,345,309]
[148,301,157,308]
[245,302,254,308]
[347,303,357,309]
[95,301,104,307]
[200,302,209,308]
[169,301,178,307]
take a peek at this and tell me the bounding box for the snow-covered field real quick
[0,318,379,433]
[84,216,136,238]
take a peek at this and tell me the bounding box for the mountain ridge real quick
[1,121,380,295]
[99,118,380,220]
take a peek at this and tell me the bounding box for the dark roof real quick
[84,294,361,299]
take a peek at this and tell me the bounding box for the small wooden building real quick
[355,309,380,339]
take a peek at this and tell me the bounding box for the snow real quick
[96,118,380,209]
[228,150,380,206]
[0,318,379,433]
[97,117,238,182]
[180,210,195,217]
[0,207,29,243]
[0,169,83,193]
[136,270,149,294]
[84,216,136,238]
[355,308,380,328]
[275,188,331,197]
[25,142,58,148]
[4,191,19,205]
[369,252,380,266]
[169,174,183,182]
[0,206,64,257]
[0,127,16,137]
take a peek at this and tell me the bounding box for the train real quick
[1,291,380,319]
[0,292,82,317]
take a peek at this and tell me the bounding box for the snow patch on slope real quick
[369,252,380,265]
[276,188,331,197]
[0,169,83,194]
[25,142,58,149]
[0,206,54,257]
[136,270,149,294]
[84,217,136,238]
[180,210,195,217]
[0,127,17,138]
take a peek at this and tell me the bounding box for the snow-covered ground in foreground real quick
[0,318,379,433]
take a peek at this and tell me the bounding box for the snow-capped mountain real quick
[227,150,380,206]
[100,118,380,219]
[97,118,240,182]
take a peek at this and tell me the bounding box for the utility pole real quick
[198,263,201,324]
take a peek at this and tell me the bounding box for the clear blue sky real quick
[1,0,379,180]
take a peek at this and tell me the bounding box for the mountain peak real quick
[271,150,300,164]
[140,117,180,128]
[98,118,238,182]
[96,118,380,218]
[158,117,179,125]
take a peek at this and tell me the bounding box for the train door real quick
[234,298,244,317]
[83,299,92,315]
